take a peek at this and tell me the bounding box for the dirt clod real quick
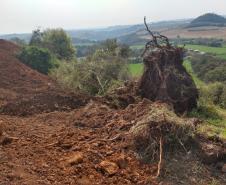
[115,154,128,169]
[99,160,119,175]
[66,152,84,166]
[77,177,92,185]
[0,135,13,145]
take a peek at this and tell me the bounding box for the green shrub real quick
[18,46,56,74]
[197,82,226,109]
[50,60,79,90]
[204,66,226,82]
[208,83,224,104]
[220,86,226,108]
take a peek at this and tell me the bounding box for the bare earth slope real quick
[0,39,51,106]
[0,40,225,185]
[0,40,88,115]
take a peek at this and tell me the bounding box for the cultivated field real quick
[140,26,226,40]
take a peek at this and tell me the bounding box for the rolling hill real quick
[188,13,226,27]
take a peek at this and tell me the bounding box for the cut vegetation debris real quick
[130,102,196,177]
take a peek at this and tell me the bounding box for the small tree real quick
[18,46,56,74]
[29,28,76,60]
[42,29,76,60]
[29,29,43,46]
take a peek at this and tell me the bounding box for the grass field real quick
[185,44,226,60]
[129,63,143,77]
[183,60,205,87]
[193,105,226,139]
[130,45,144,50]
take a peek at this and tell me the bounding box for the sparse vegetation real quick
[50,39,130,95]
[50,59,129,95]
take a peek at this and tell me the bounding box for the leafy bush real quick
[18,46,56,74]
[49,60,79,90]
[208,83,224,105]
[197,82,226,109]
[204,66,226,82]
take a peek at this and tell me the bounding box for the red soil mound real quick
[0,39,52,106]
[0,40,89,115]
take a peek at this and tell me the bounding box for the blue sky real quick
[1,0,226,34]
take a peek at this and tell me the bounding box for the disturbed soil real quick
[0,40,225,185]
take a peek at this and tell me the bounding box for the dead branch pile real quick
[129,102,195,177]
[138,17,198,113]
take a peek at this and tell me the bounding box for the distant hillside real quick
[188,13,226,27]
[67,24,144,42]
[0,19,190,46]
[0,33,31,43]
[68,19,190,43]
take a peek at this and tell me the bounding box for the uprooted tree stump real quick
[138,17,198,113]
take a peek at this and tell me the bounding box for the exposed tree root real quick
[138,17,198,113]
[156,136,163,178]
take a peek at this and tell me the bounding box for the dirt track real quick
[0,40,225,185]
